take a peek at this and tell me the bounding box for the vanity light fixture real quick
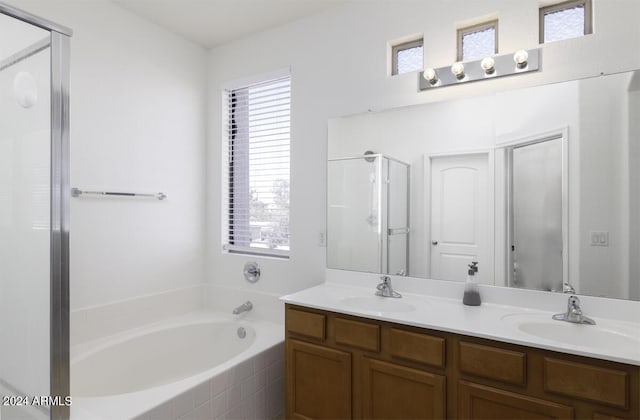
[480,56,496,75]
[513,49,529,69]
[451,62,465,80]
[418,48,540,91]
[423,68,439,85]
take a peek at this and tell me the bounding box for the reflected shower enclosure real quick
[0,3,71,420]
[328,155,410,275]
[507,136,566,292]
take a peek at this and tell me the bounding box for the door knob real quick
[432,240,438,245]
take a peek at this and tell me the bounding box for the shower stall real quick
[327,154,410,276]
[0,3,71,419]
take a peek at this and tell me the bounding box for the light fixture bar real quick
[419,48,540,91]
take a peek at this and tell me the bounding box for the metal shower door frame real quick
[0,3,72,419]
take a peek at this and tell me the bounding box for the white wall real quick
[8,0,209,310]
[578,73,630,298]
[207,0,640,297]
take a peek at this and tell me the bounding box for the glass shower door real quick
[0,8,69,419]
[510,137,564,292]
[327,157,382,273]
[386,159,409,276]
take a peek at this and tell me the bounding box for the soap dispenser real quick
[463,261,481,306]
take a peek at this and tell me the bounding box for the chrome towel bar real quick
[71,187,166,200]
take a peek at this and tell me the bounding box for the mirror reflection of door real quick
[429,153,492,283]
[508,136,565,291]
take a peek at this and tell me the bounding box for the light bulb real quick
[513,50,528,69]
[451,62,465,80]
[480,57,495,75]
[423,68,438,85]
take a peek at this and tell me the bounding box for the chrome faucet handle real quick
[568,295,581,312]
[377,275,391,290]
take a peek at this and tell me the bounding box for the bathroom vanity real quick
[282,283,640,420]
[311,65,640,419]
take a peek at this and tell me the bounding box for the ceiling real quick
[112,0,349,49]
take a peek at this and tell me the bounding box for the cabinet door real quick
[361,358,446,419]
[458,380,573,419]
[286,339,351,419]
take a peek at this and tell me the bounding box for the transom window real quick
[391,38,423,75]
[223,74,291,258]
[540,0,593,43]
[457,20,498,62]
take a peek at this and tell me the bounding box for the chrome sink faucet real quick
[563,282,576,294]
[552,295,596,325]
[376,275,402,298]
[232,301,253,315]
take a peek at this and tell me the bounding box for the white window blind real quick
[223,75,291,257]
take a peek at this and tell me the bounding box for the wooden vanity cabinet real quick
[287,339,352,419]
[285,304,640,419]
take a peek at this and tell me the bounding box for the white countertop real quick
[281,281,640,366]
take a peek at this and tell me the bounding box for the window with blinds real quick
[223,75,291,257]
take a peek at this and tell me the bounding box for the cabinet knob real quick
[432,240,438,245]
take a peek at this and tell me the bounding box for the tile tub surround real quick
[134,342,285,420]
[71,314,284,419]
[71,285,207,346]
[70,286,286,419]
[280,270,640,366]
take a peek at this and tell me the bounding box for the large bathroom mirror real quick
[327,69,640,301]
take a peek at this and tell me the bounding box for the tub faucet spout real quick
[233,301,253,315]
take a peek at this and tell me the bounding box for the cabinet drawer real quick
[459,341,526,386]
[334,317,380,352]
[286,307,326,340]
[544,357,629,409]
[389,328,445,367]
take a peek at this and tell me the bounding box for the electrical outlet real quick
[590,231,609,246]
[318,230,327,247]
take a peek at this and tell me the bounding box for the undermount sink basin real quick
[341,295,416,313]
[501,313,640,350]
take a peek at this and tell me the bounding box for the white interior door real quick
[430,153,492,283]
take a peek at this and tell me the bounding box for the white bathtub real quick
[70,311,284,419]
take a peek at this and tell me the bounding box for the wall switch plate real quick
[318,230,327,247]
[590,231,609,246]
